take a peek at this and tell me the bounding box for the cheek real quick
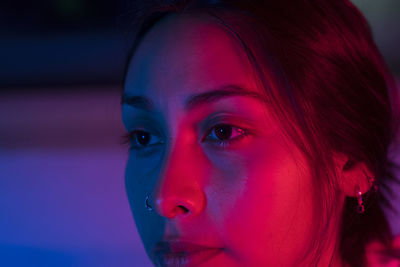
[125,152,162,196]
[124,152,165,254]
[206,139,316,264]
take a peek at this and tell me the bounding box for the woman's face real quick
[122,14,323,266]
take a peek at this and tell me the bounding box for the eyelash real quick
[203,124,249,148]
[121,124,249,151]
[120,130,163,150]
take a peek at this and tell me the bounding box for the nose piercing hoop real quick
[145,195,153,211]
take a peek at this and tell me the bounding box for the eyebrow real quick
[121,84,265,112]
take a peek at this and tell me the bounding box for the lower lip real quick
[157,248,223,267]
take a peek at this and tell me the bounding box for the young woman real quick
[120,1,399,266]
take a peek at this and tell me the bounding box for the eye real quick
[122,130,164,150]
[203,124,248,147]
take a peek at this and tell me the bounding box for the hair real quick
[120,0,400,266]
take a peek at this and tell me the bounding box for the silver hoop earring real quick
[145,195,153,211]
[356,186,364,214]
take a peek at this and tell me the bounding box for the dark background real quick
[0,0,399,89]
[0,0,126,88]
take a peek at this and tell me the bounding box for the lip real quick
[153,241,223,267]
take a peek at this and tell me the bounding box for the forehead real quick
[125,12,259,100]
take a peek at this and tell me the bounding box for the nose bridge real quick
[153,135,207,219]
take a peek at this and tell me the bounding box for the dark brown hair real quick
[121,1,399,266]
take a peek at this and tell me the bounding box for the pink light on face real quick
[122,13,344,266]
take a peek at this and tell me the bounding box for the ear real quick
[333,152,374,197]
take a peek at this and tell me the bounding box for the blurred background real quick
[0,0,399,266]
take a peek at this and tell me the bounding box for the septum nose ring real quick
[145,195,153,211]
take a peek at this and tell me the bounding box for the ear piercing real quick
[355,186,365,214]
[355,174,378,214]
[355,171,379,214]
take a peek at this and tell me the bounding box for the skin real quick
[122,13,347,266]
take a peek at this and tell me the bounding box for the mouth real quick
[153,241,223,267]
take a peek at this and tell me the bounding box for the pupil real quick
[215,125,232,140]
[137,131,150,146]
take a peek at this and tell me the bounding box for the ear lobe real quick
[334,153,374,197]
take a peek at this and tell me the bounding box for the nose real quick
[152,141,207,219]
[155,184,206,219]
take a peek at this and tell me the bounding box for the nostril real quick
[171,205,190,216]
[177,205,190,213]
